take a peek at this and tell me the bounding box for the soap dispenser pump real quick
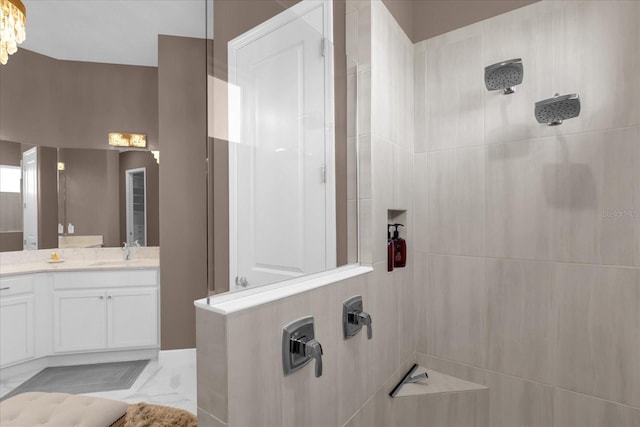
[387,224,395,272]
[392,224,406,268]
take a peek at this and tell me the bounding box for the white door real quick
[228,0,336,290]
[0,295,34,367]
[53,291,107,353]
[126,168,146,246]
[107,287,158,349]
[22,147,38,250]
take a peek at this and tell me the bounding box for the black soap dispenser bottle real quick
[392,224,406,268]
[387,224,395,272]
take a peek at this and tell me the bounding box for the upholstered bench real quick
[0,392,127,427]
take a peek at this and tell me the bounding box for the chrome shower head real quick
[484,58,523,94]
[534,93,581,126]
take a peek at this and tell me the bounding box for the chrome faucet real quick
[122,242,131,260]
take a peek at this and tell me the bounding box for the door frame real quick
[125,167,147,246]
[22,147,38,250]
[227,0,336,290]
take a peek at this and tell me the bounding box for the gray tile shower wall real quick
[414,1,640,426]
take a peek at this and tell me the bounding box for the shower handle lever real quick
[349,311,373,340]
[290,337,323,377]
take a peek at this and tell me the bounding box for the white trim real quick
[195,264,372,315]
[125,167,147,246]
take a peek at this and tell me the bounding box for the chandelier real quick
[0,0,26,65]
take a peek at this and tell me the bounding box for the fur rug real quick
[124,402,197,427]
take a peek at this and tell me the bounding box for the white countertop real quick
[0,247,159,277]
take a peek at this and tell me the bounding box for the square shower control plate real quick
[282,316,315,375]
[343,295,364,339]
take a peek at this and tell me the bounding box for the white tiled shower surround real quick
[196,1,640,426]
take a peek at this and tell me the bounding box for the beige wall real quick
[119,151,160,247]
[158,35,209,350]
[414,1,640,426]
[0,49,158,150]
[380,0,539,43]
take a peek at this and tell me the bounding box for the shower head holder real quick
[534,93,581,126]
[484,58,523,95]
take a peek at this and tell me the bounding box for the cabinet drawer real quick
[0,275,35,297]
[53,269,158,290]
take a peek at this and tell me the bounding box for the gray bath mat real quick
[1,360,149,401]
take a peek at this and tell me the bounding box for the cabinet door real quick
[0,295,34,367]
[53,291,107,353]
[107,288,158,349]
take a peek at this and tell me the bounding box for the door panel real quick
[22,147,38,250]
[107,288,158,349]
[53,291,107,352]
[0,295,34,366]
[229,0,333,290]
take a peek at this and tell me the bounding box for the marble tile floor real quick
[0,349,197,415]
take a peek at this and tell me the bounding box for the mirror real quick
[0,0,211,252]
[209,0,358,293]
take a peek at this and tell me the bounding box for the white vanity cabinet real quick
[52,269,159,354]
[0,276,35,367]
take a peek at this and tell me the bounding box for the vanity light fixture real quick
[108,132,147,148]
[0,0,26,65]
[57,162,65,171]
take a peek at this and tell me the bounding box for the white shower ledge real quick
[195,264,373,315]
[393,366,487,398]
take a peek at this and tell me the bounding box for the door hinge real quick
[321,164,326,183]
[321,37,327,57]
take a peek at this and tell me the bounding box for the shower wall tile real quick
[553,0,640,135]
[427,254,486,367]
[413,41,427,154]
[414,251,428,352]
[482,1,557,145]
[358,134,372,200]
[554,127,640,267]
[277,288,339,427]
[347,200,358,264]
[196,309,228,422]
[425,23,484,152]
[335,274,370,425]
[369,262,402,384]
[394,147,413,210]
[371,0,414,151]
[486,259,556,385]
[413,153,428,253]
[485,372,555,427]
[554,389,640,427]
[197,409,227,427]
[485,136,556,261]
[359,198,373,265]
[347,137,358,201]
[357,68,372,137]
[555,263,640,408]
[427,146,484,256]
[225,303,282,427]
